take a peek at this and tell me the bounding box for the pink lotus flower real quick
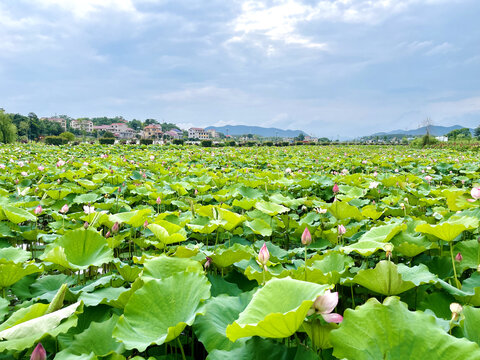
[425,175,433,183]
[257,243,270,271]
[0,164,5,169]
[34,205,43,215]
[56,160,65,167]
[21,171,28,177]
[338,224,346,236]
[455,252,463,262]
[60,204,69,214]
[37,166,44,171]
[31,343,46,360]
[301,227,312,246]
[204,256,212,269]
[471,188,480,200]
[112,222,119,233]
[143,220,149,229]
[156,197,162,204]
[308,290,343,323]
[83,205,95,214]
[105,230,111,238]
[332,184,339,193]
[150,155,155,161]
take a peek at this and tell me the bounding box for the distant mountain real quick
[371,125,473,137]
[205,125,307,138]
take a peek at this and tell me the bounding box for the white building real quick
[435,136,448,142]
[93,122,137,139]
[206,129,219,138]
[45,117,67,132]
[70,119,93,133]
[188,127,209,140]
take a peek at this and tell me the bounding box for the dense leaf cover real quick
[1,143,480,359]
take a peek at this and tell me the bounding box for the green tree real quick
[130,119,143,131]
[0,110,17,143]
[59,131,75,142]
[144,119,159,126]
[447,128,471,140]
[474,125,480,139]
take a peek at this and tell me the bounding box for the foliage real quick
[0,110,17,144]
[140,138,153,145]
[201,140,213,147]
[44,136,68,145]
[99,137,115,145]
[59,132,75,142]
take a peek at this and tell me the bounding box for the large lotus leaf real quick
[294,252,354,284]
[73,193,100,204]
[254,201,289,216]
[194,291,253,352]
[30,274,76,302]
[187,216,222,234]
[239,259,291,284]
[269,193,306,208]
[361,204,384,220]
[0,247,30,263]
[461,306,480,346]
[142,255,203,280]
[0,261,42,288]
[443,189,474,211]
[209,244,254,268]
[391,220,433,257]
[232,198,256,210]
[113,272,211,351]
[330,297,480,360]
[328,201,363,221]
[0,302,83,352]
[41,229,114,270]
[77,179,99,190]
[359,223,406,243]
[415,216,478,242]
[46,189,72,200]
[244,219,272,237]
[113,259,142,282]
[353,261,437,295]
[207,337,317,360]
[454,240,479,274]
[110,209,152,228]
[2,205,36,224]
[78,286,133,308]
[55,315,124,359]
[148,222,186,246]
[217,208,246,230]
[341,240,388,256]
[226,277,330,341]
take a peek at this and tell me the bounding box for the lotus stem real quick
[177,337,186,360]
[450,242,460,289]
[304,246,308,281]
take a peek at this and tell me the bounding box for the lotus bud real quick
[204,256,212,269]
[84,221,89,229]
[471,187,480,200]
[450,302,463,321]
[15,179,19,184]
[31,343,46,360]
[112,222,119,233]
[143,220,149,229]
[332,183,339,193]
[455,252,463,262]
[257,243,270,267]
[194,189,198,196]
[60,204,69,214]
[105,231,111,238]
[338,224,346,236]
[156,197,161,204]
[400,203,405,210]
[34,205,43,215]
[384,243,394,258]
[301,227,312,246]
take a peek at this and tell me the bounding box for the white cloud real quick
[31,0,140,19]
[425,42,454,55]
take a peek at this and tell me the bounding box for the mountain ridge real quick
[205,125,307,138]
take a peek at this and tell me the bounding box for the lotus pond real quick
[1,143,480,359]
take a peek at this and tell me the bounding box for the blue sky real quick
[1,0,479,138]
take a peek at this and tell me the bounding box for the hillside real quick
[205,125,307,138]
[371,125,473,137]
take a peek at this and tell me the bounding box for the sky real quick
[1,0,480,139]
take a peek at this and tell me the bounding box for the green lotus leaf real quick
[303,320,338,350]
[113,272,211,351]
[45,189,72,200]
[0,261,42,288]
[454,240,480,274]
[110,209,152,228]
[1,205,36,224]
[237,186,264,199]
[73,193,101,204]
[254,201,289,216]
[174,244,200,258]
[443,188,474,211]
[41,228,114,270]
[216,208,246,230]
[55,315,124,360]
[415,216,478,242]
[391,220,433,257]
[0,297,7,322]
[361,204,384,220]
[0,303,48,332]
[341,240,388,256]
[358,223,406,243]
[194,291,253,352]
[207,337,317,360]
[226,277,330,341]
[461,306,480,346]
[244,219,272,237]
[148,222,187,247]
[77,179,99,190]
[113,259,142,282]
[328,201,363,221]
[269,193,306,208]
[0,247,30,263]
[207,274,242,297]
[142,255,203,280]
[330,297,480,360]
[238,258,291,284]
[0,301,83,352]
[232,198,257,210]
[293,252,354,284]
[353,261,437,295]
[209,244,254,268]
[30,274,76,302]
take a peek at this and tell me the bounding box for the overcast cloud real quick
[1,0,479,138]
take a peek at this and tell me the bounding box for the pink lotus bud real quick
[204,256,212,269]
[112,222,119,233]
[338,224,346,236]
[34,205,43,215]
[455,252,463,262]
[15,179,19,184]
[332,183,339,193]
[60,204,69,214]
[31,343,46,360]
[84,221,89,229]
[301,227,312,246]
[450,302,463,321]
[424,175,433,182]
[150,155,155,161]
[471,188,480,200]
[37,166,44,171]
[105,231,111,238]
[143,220,149,229]
[257,243,270,266]
[156,197,162,204]
[194,189,198,195]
